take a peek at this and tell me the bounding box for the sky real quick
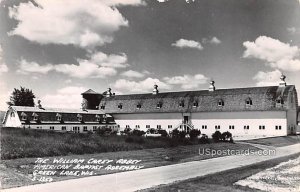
[0,0,300,110]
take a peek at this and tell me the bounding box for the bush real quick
[123,127,132,135]
[212,131,222,142]
[125,136,145,144]
[198,134,210,144]
[157,129,168,137]
[189,129,201,140]
[147,128,156,134]
[221,131,233,142]
[132,129,145,136]
[172,129,187,139]
[96,127,112,136]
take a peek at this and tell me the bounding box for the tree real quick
[8,87,35,107]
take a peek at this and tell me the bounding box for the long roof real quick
[100,85,297,114]
[10,106,104,114]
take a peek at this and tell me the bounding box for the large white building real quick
[92,75,298,139]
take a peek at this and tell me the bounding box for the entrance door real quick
[183,116,189,132]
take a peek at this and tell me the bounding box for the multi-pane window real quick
[118,103,123,109]
[246,98,253,106]
[83,126,88,132]
[202,125,207,129]
[61,126,66,131]
[193,101,198,107]
[146,125,150,128]
[157,125,162,129]
[77,114,82,122]
[275,125,282,130]
[93,126,98,131]
[21,112,27,120]
[229,125,235,129]
[136,104,142,109]
[135,125,140,129]
[215,125,220,130]
[95,114,100,122]
[56,113,62,121]
[32,113,38,121]
[218,99,224,106]
[50,126,54,130]
[179,101,184,107]
[168,125,172,129]
[244,125,250,130]
[100,105,105,109]
[259,125,265,130]
[125,125,130,128]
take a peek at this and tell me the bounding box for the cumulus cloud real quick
[243,36,300,71]
[172,39,203,50]
[8,0,144,48]
[202,37,221,45]
[287,27,297,34]
[41,86,87,109]
[17,59,54,74]
[89,52,129,68]
[0,81,10,111]
[163,74,208,89]
[253,69,282,86]
[114,77,171,93]
[0,45,8,74]
[121,70,147,78]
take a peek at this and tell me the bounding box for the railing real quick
[170,122,194,133]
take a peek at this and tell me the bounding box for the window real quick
[193,101,198,107]
[56,113,62,121]
[125,125,130,128]
[244,125,249,130]
[202,125,207,129]
[11,112,15,117]
[259,125,265,130]
[135,125,140,129]
[100,105,105,109]
[275,125,282,130]
[32,113,38,121]
[179,101,185,107]
[136,104,141,109]
[229,125,235,129]
[246,98,253,106]
[118,103,123,109]
[50,126,54,130]
[93,126,98,131]
[157,125,161,129]
[156,102,163,109]
[102,115,107,123]
[77,114,82,122]
[218,99,224,106]
[276,97,284,105]
[146,125,150,128]
[83,126,88,132]
[215,125,220,130]
[61,126,66,131]
[168,125,172,129]
[21,112,27,121]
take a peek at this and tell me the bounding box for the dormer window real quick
[193,101,198,107]
[136,104,141,109]
[276,96,284,105]
[118,103,123,109]
[32,112,39,121]
[156,102,163,109]
[77,114,82,122]
[245,98,253,106]
[218,99,224,106]
[102,115,107,123]
[21,112,27,121]
[95,114,100,122]
[56,113,62,121]
[100,105,105,110]
[179,100,185,107]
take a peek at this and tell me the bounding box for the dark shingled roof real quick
[82,89,100,95]
[100,85,297,114]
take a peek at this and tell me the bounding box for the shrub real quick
[172,129,187,139]
[132,129,145,136]
[157,129,168,137]
[147,128,156,134]
[189,129,201,140]
[125,136,145,144]
[198,134,210,144]
[221,131,233,142]
[212,131,222,142]
[123,127,132,135]
[96,127,112,136]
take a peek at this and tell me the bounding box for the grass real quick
[1,127,208,160]
[244,135,300,147]
[138,153,300,192]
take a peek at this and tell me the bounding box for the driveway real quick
[2,143,300,192]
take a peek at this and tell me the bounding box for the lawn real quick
[138,153,300,192]
[244,135,300,147]
[0,127,258,189]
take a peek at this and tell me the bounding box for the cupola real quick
[209,80,215,92]
[153,84,159,95]
[279,74,286,87]
[106,87,112,97]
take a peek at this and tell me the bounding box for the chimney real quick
[153,84,159,95]
[209,80,215,92]
[106,88,112,97]
[279,74,286,87]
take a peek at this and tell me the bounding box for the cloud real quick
[41,86,87,109]
[0,81,10,111]
[8,0,144,48]
[17,59,54,74]
[114,77,171,93]
[210,37,221,45]
[287,27,297,34]
[121,70,147,78]
[172,39,203,50]
[90,52,129,68]
[0,45,8,74]
[253,69,282,86]
[163,74,208,89]
[243,36,300,71]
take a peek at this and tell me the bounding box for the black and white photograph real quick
[0,0,300,191]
